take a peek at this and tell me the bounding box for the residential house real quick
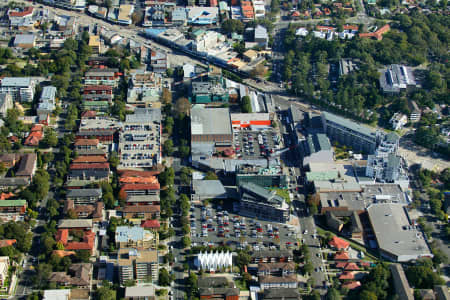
[259,275,298,290]
[49,264,92,288]
[328,236,350,251]
[24,124,44,147]
[13,34,36,48]
[16,153,37,179]
[66,188,102,205]
[0,200,27,215]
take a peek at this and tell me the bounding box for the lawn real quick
[269,188,291,204]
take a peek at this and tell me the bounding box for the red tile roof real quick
[56,230,95,251]
[8,6,33,17]
[123,205,160,213]
[119,176,159,185]
[0,239,16,248]
[141,220,161,229]
[56,229,69,245]
[329,236,350,250]
[360,261,371,267]
[70,163,110,170]
[81,110,97,118]
[336,262,347,269]
[119,170,160,177]
[74,139,99,146]
[52,250,76,257]
[342,281,361,290]
[334,251,350,260]
[359,24,390,40]
[344,262,359,271]
[339,271,354,280]
[343,25,359,31]
[120,183,160,191]
[72,156,107,164]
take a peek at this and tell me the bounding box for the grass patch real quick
[235,278,248,291]
[269,188,291,204]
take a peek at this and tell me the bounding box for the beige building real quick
[0,256,9,286]
[118,248,158,285]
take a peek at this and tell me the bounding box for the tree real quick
[326,288,341,300]
[33,263,52,288]
[406,258,445,289]
[158,267,172,286]
[180,167,191,185]
[162,87,172,104]
[175,97,191,116]
[221,19,245,34]
[131,11,144,25]
[178,144,190,158]
[96,285,116,300]
[40,128,58,148]
[163,140,174,156]
[204,171,218,180]
[241,96,252,113]
[182,236,191,248]
[108,151,119,169]
[236,251,251,271]
[359,290,377,300]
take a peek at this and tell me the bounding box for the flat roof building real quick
[239,182,289,223]
[117,248,158,285]
[367,203,432,262]
[380,64,419,94]
[191,106,232,146]
[0,77,36,102]
[321,112,380,154]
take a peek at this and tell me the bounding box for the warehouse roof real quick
[367,203,431,262]
[191,106,231,136]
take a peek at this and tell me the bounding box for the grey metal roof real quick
[126,108,161,123]
[255,25,268,39]
[67,188,102,198]
[322,111,375,137]
[40,85,57,100]
[14,34,36,45]
[367,203,431,262]
[191,106,232,136]
[385,132,399,144]
[58,219,93,228]
[192,180,227,197]
[1,77,33,87]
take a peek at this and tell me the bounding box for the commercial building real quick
[231,113,271,130]
[115,226,158,250]
[239,183,289,223]
[0,77,36,102]
[191,180,227,201]
[124,286,156,300]
[118,248,158,285]
[13,34,36,48]
[191,106,233,146]
[380,64,420,94]
[367,203,432,262]
[321,112,380,154]
[190,77,229,104]
[196,251,233,272]
[8,6,35,28]
[236,165,287,188]
[118,109,161,169]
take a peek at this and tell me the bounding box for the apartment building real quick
[115,226,158,250]
[37,86,57,117]
[0,257,9,286]
[0,77,36,102]
[321,112,380,154]
[66,188,102,205]
[118,248,158,285]
[84,68,119,86]
[0,93,13,117]
[150,51,168,73]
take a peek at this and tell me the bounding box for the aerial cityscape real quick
[0,0,447,299]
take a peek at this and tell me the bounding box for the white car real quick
[303,230,308,234]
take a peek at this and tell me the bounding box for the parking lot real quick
[189,204,299,251]
[234,130,281,159]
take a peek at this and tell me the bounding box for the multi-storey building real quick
[239,183,289,223]
[321,112,380,154]
[118,248,158,285]
[0,77,36,102]
[84,69,119,86]
[115,226,159,250]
